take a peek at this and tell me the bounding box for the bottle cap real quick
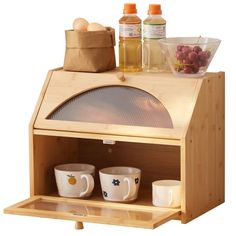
[123,3,137,14]
[148,4,162,15]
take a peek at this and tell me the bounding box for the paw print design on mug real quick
[99,166,141,202]
[112,179,120,186]
[103,191,108,198]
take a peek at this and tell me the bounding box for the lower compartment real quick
[11,134,182,228]
[32,135,181,200]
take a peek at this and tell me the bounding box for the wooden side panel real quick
[215,72,225,204]
[182,72,225,223]
[32,135,79,195]
[29,70,54,196]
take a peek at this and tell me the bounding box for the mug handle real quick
[79,174,94,198]
[123,177,136,200]
[155,190,173,207]
[168,190,173,206]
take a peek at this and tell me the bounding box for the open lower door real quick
[4,195,181,229]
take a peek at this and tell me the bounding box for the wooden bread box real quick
[4,68,225,229]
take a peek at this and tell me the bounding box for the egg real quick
[73,18,89,32]
[87,23,106,31]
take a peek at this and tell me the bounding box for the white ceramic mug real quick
[152,180,181,208]
[54,163,95,198]
[99,166,141,202]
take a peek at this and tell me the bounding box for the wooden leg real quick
[75,221,84,230]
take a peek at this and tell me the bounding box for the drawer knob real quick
[117,72,126,82]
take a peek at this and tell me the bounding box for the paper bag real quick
[63,27,116,72]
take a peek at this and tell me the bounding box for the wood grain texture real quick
[182,72,225,223]
[29,70,54,196]
[32,135,79,195]
[215,72,225,204]
[77,138,180,188]
[33,129,182,146]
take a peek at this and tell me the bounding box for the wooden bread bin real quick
[4,68,225,230]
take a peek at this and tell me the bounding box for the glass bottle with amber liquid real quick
[119,3,142,72]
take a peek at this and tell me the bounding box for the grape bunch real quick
[175,45,211,74]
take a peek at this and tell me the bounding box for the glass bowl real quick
[159,37,221,78]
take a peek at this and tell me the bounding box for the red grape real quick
[183,66,193,74]
[183,58,191,65]
[188,52,198,62]
[198,51,208,61]
[192,65,200,73]
[175,44,211,74]
[193,46,202,53]
[193,60,201,68]
[182,46,191,54]
[177,45,184,51]
[176,51,185,60]
[200,59,208,67]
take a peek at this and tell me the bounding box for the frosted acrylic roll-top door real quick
[47,86,173,128]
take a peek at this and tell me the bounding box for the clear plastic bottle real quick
[143,4,167,72]
[119,3,142,72]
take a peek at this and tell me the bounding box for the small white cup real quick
[99,166,141,202]
[152,180,181,208]
[54,163,95,198]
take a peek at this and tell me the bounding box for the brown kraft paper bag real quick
[63,27,116,72]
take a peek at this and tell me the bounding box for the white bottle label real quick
[119,24,141,38]
[143,24,166,39]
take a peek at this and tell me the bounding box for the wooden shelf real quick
[51,185,156,207]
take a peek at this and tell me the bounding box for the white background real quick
[0,0,235,235]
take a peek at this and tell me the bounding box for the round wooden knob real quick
[75,221,84,229]
[116,72,125,81]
